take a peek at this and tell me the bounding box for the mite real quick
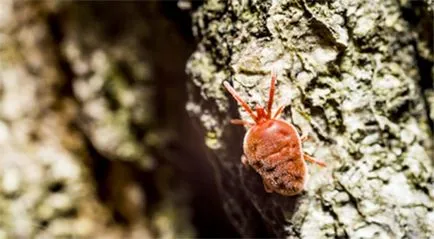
[223,73,326,196]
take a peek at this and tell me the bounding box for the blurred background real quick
[0,1,238,238]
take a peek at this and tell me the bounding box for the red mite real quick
[224,74,326,196]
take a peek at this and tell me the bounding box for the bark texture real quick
[0,1,198,238]
[186,0,434,238]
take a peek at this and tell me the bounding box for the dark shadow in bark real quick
[47,1,240,237]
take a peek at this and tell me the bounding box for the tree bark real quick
[186,0,434,238]
[0,1,198,238]
[1,0,433,238]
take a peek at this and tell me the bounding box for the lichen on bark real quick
[0,1,117,237]
[0,1,195,238]
[186,0,434,238]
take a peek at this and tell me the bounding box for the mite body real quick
[224,74,326,196]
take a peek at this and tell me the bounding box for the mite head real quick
[223,73,284,126]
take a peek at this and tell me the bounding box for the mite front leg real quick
[272,105,285,119]
[230,119,255,127]
[303,153,326,167]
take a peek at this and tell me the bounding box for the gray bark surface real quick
[186,0,434,238]
[0,1,197,238]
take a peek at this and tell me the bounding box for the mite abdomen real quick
[251,153,307,196]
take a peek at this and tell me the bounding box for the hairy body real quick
[224,73,325,196]
[244,120,307,195]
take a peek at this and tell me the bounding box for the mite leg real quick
[266,72,276,117]
[263,179,273,193]
[272,105,285,119]
[300,132,313,142]
[223,81,258,122]
[230,119,255,127]
[303,153,326,167]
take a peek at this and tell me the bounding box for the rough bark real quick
[0,1,198,238]
[186,0,434,238]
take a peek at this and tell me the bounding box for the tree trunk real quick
[186,0,434,238]
[1,0,433,238]
[0,1,200,238]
